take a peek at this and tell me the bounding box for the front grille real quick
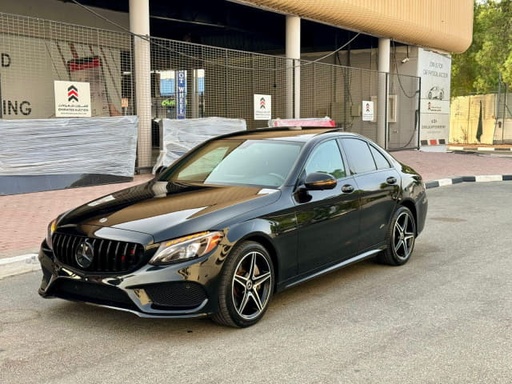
[52,233,145,274]
[144,282,207,310]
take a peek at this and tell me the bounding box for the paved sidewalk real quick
[1,149,512,278]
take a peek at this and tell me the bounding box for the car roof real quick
[213,127,362,143]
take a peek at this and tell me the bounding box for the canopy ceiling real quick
[65,0,473,54]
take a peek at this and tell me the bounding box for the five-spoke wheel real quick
[378,206,416,266]
[212,241,274,327]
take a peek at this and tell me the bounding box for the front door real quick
[294,139,360,275]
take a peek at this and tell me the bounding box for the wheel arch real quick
[399,199,418,234]
[224,218,282,290]
[234,233,279,291]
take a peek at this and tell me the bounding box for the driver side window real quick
[304,140,346,179]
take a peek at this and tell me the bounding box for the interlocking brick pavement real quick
[392,150,512,182]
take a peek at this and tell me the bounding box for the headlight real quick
[149,231,223,265]
[46,219,58,249]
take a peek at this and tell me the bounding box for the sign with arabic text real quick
[54,81,91,117]
[254,94,271,120]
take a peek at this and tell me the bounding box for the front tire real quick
[377,206,416,266]
[212,241,274,328]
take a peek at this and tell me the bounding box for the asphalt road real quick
[1,182,511,384]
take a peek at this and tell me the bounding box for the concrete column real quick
[377,38,390,148]
[129,0,152,170]
[286,15,301,119]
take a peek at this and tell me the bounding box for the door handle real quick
[386,177,397,185]
[341,184,354,193]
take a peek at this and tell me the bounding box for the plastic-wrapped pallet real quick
[0,116,138,194]
[153,117,246,173]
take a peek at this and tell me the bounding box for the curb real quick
[425,174,512,189]
[1,175,512,280]
[448,146,512,153]
[0,253,40,280]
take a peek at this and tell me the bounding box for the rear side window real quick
[370,145,391,169]
[341,138,376,174]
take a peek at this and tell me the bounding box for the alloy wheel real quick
[231,250,272,320]
[392,210,415,261]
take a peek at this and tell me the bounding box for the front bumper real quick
[38,240,224,318]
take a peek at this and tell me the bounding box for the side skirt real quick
[281,248,384,290]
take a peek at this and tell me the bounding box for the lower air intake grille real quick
[52,233,145,274]
[144,282,207,309]
[53,279,135,310]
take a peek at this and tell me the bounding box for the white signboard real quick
[362,100,374,121]
[254,94,271,120]
[418,48,451,143]
[54,81,91,117]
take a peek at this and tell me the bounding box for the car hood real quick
[57,180,281,243]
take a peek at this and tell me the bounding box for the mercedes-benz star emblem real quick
[75,240,94,269]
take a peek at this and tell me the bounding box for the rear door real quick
[339,138,400,252]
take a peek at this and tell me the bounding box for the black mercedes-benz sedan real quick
[38,127,428,328]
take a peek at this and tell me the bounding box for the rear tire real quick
[377,206,416,266]
[211,241,274,328]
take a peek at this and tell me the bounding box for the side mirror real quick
[304,172,337,190]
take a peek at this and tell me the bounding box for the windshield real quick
[158,138,303,188]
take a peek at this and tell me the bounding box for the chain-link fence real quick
[0,12,420,172]
[0,12,131,119]
[151,39,420,147]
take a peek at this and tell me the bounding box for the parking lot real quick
[1,182,511,383]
